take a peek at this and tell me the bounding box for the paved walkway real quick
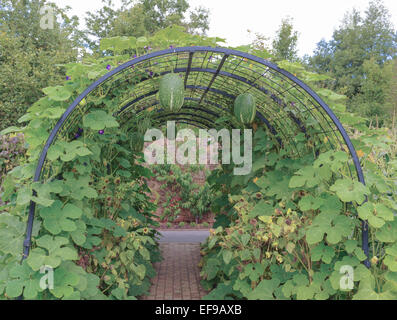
[157,230,210,243]
[142,231,209,300]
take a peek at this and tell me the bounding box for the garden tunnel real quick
[22,46,369,267]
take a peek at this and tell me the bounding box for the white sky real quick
[53,0,397,56]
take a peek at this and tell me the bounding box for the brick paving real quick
[142,243,208,300]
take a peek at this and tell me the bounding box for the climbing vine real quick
[0,26,396,301]
[200,94,397,300]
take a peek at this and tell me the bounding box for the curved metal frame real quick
[22,46,369,267]
[120,87,278,133]
[117,70,305,150]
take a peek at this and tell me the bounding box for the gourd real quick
[234,93,257,124]
[159,73,185,112]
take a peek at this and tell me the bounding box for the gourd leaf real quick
[330,179,369,204]
[246,278,280,300]
[83,110,119,131]
[43,86,72,101]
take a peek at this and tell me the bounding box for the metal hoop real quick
[22,46,369,267]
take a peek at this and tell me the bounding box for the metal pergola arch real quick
[116,70,305,148]
[114,69,345,161]
[22,46,369,267]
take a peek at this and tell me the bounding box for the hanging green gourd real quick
[159,73,185,112]
[234,93,257,124]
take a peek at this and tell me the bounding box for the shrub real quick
[0,133,26,206]
[152,163,214,223]
[0,0,81,130]
[0,133,26,181]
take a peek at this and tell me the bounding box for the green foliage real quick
[0,32,228,300]
[200,94,397,300]
[272,17,299,61]
[0,134,26,193]
[0,115,161,299]
[83,110,120,131]
[85,0,210,50]
[308,0,396,124]
[1,12,396,301]
[350,57,394,123]
[0,37,167,299]
[385,59,397,127]
[0,0,82,130]
[153,163,214,223]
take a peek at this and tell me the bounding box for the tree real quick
[309,0,396,98]
[307,0,397,124]
[85,0,210,50]
[309,39,335,74]
[140,0,189,34]
[248,29,271,52]
[112,3,147,38]
[0,0,82,130]
[187,5,210,35]
[350,57,393,124]
[330,8,366,97]
[84,0,119,43]
[385,58,397,130]
[272,17,299,61]
[362,0,396,64]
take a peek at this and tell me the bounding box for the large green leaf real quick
[43,86,72,101]
[47,141,92,162]
[83,110,119,131]
[246,278,280,300]
[0,213,40,257]
[358,202,394,229]
[330,179,370,204]
[38,200,82,235]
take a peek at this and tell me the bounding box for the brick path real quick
[142,243,208,300]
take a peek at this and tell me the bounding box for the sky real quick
[53,0,397,56]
